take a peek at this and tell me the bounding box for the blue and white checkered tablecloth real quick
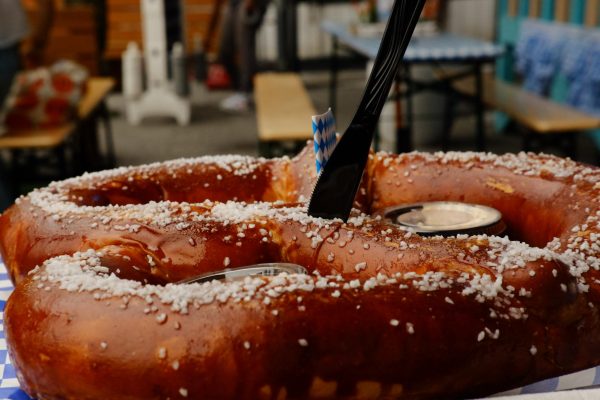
[0,262,29,400]
[0,259,599,399]
[321,20,504,62]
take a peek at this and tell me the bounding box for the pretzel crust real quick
[1,146,599,399]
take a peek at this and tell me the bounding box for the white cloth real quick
[0,0,29,49]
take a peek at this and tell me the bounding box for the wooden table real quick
[0,77,116,193]
[0,78,114,149]
[322,21,504,152]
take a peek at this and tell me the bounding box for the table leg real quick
[393,74,402,153]
[100,102,117,168]
[522,129,534,153]
[329,37,338,113]
[81,113,102,172]
[441,80,454,152]
[9,150,20,177]
[55,144,68,179]
[71,127,84,175]
[276,0,298,71]
[258,141,273,158]
[474,63,486,151]
[0,154,15,211]
[395,64,413,153]
[564,133,578,160]
[287,0,298,71]
[276,0,287,71]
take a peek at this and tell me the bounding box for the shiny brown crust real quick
[1,146,599,400]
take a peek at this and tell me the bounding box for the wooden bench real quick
[438,1,600,159]
[488,0,600,158]
[254,72,316,157]
[0,77,116,188]
[444,73,600,157]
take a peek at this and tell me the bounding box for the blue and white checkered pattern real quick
[493,365,600,397]
[561,30,600,117]
[403,40,502,62]
[0,258,600,399]
[514,20,600,118]
[515,20,573,95]
[312,108,337,174]
[0,262,30,400]
[320,21,504,63]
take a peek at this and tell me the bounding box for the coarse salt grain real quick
[158,347,167,359]
[354,262,367,272]
[477,331,485,342]
[156,313,167,324]
[560,284,568,292]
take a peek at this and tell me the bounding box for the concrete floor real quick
[106,69,599,168]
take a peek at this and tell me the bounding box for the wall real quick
[257,2,358,62]
[445,0,496,41]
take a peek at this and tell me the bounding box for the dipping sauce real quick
[379,201,506,237]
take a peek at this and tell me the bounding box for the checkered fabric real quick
[320,21,505,63]
[0,262,29,400]
[403,39,502,62]
[561,29,600,117]
[312,108,337,174]
[0,259,599,399]
[515,20,568,95]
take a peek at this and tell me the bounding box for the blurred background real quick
[0,0,599,211]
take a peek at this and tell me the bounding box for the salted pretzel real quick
[0,146,599,399]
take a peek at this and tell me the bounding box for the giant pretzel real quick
[1,145,599,399]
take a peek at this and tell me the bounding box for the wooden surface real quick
[508,0,519,17]
[105,0,142,60]
[585,0,600,26]
[24,4,98,74]
[255,73,316,142]
[554,0,570,21]
[529,0,541,17]
[452,75,600,133]
[184,0,222,55]
[0,78,115,149]
[105,0,221,59]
